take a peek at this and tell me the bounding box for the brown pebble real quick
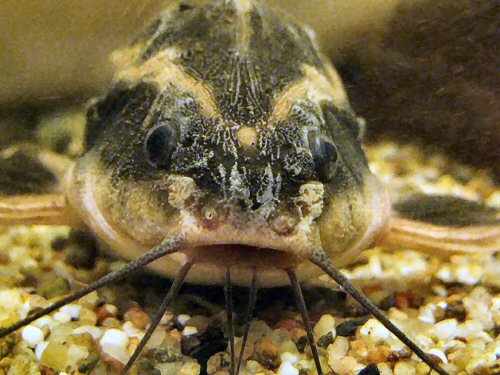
[168,329,183,344]
[253,338,279,367]
[124,305,151,329]
[258,339,278,357]
[106,356,125,373]
[40,365,58,375]
[96,306,116,322]
[97,344,124,373]
[365,345,390,363]
[428,352,445,364]
[394,291,414,309]
[361,284,381,295]
[387,349,412,362]
[274,319,298,331]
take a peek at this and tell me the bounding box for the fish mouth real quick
[162,221,324,286]
[185,244,301,270]
[165,208,324,282]
[160,242,320,287]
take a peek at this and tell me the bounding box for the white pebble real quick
[359,318,390,343]
[428,348,448,363]
[182,326,198,336]
[436,266,452,282]
[34,316,59,330]
[22,325,45,347]
[418,304,437,324]
[99,329,130,363]
[415,334,434,349]
[122,321,143,338]
[456,265,481,284]
[436,301,448,309]
[177,314,191,326]
[73,325,103,340]
[100,328,129,348]
[280,351,299,364]
[457,319,483,337]
[60,304,82,319]
[313,314,336,340]
[367,255,383,276]
[35,341,49,360]
[53,311,72,324]
[327,336,348,361]
[431,319,458,340]
[277,361,299,375]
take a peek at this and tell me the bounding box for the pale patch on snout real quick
[236,126,259,150]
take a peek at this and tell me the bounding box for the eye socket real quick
[144,123,177,169]
[308,130,339,181]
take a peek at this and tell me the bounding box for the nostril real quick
[251,200,262,211]
[200,207,220,230]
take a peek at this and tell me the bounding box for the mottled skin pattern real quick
[68,0,389,286]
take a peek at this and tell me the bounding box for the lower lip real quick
[185,244,301,270]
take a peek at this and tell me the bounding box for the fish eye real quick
[144,123,177,169]
[323,103,365,142]
[308,130,339,181]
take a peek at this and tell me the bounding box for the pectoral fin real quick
[377,194,500,254]
[0,194,84,226]
[0,144,83,226]
[0,143,73,196]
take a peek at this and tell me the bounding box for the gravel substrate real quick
[0,142,499,375]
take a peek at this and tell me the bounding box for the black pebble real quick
[336,316,370,337]
[358,364,380,375]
